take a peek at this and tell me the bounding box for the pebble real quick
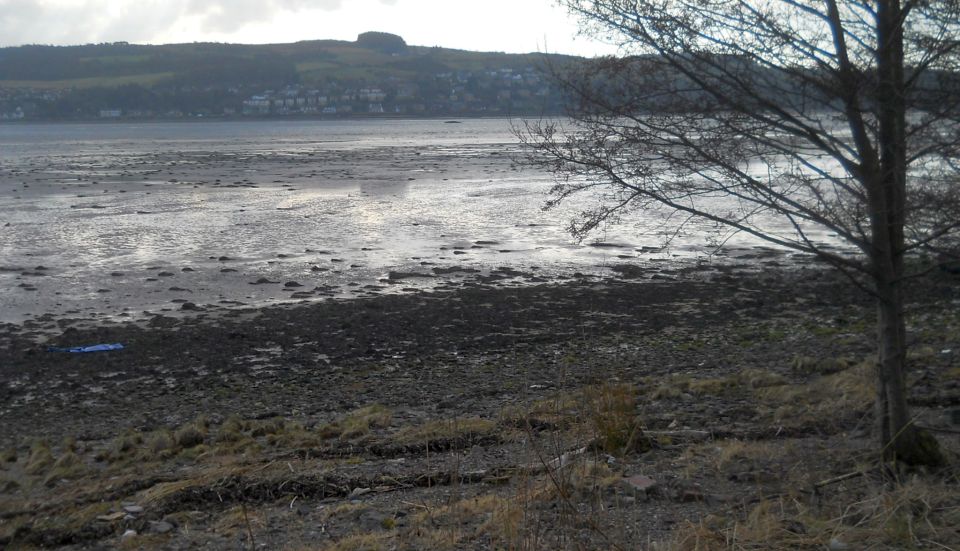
[148,520,174,534]
[829,538,849,550]
[622,475,658,494]
[121,529,137,540]
[123,504,144,514]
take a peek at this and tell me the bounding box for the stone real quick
[122,505,144,514]
[148,520,174,534]
[388,271,432,280]
[622,475,658,494]
[121,529,138,540]
[349,487,372,498]
[284,281,303,288]
[829,538,849,550]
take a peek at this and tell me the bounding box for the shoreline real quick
[4,262,954,445]
[0,248,814,337]
[1,265,958,549]
[0,113,549,126]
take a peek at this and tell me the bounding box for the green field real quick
[0,72,176,90]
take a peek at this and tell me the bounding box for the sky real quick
[0,0,620,57]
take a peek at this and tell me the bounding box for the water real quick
[0,119,813,324]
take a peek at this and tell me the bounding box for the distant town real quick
[0,34,570,121]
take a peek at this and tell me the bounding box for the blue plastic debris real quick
[48,343,125,353]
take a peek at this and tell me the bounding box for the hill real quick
[0,33,577,120]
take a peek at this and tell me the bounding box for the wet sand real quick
[0,120,832,327]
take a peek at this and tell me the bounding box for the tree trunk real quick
[871,0,943,467]
[874,277,943,466]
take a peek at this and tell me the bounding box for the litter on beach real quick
[48,343,125,353]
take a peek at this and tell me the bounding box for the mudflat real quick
[1,265,958,549]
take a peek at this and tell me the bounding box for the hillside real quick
[0,33,577,120]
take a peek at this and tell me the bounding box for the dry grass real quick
[42,451,88,486]
[791,355,858,376]
[318,533,390,551]
[408,492,526,549]
[214,504,266,537]
[29,501,113,535]
[23,440,54,475]
[757,360,873,425]
[174,421,207,449]
[318,405,393,440]
[662,475,960,550]
[520,383,648,456]
[679,439,794,475]
[581,384,649,455]
[645,367,788,401]
[393,417,497,445]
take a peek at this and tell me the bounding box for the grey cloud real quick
[0,0,394,46]
[0,1,102,45]
[185,0,347,33]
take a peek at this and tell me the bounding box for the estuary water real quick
[0,118,811,325]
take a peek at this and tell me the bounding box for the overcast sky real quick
[0,0,619,57]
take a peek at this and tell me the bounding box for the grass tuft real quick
[583,384,649,455]
[174,422,207,449]
[43,451,88,486]
[318,404,393,440]
[24,440,54,475]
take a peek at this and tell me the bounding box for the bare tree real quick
[522,0,960,466]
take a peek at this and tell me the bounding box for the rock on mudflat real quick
[388,271,434,281]
[622,475,658,494]
[148,520,174,534]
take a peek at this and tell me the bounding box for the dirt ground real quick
[1,264,959,550]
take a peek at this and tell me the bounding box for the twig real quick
[401,500,431,511]
[922,538,957,551]
[646,429,713,442]
[917,425,960,436]
[521,418,626,551]
[814,470,867,491]
[251,460,276,474]
[241,502,256,551]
